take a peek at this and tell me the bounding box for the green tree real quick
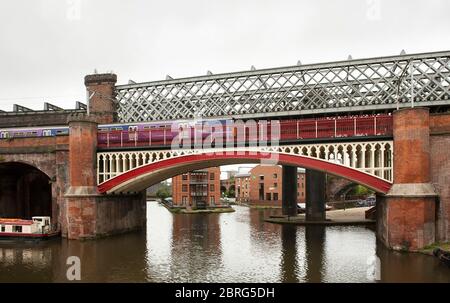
[156,188,170,200]
[156,182,171,200]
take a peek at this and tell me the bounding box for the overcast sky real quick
[0,0,449,112]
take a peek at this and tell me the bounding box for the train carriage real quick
[1,115,392,148]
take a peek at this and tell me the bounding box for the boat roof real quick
[0,218,33,226]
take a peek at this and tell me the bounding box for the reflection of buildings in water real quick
[0,246,52,269]
[171,213,222,280]
[280,225,298,283]
[248,207,280,234]
[60,234,147,282]
[375,240,450,283]
[304,226,325,283]
[172,214,221,253]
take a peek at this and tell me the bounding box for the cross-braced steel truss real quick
[116,51,450,122]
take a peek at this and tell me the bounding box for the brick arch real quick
[0,160,53,220]
[331,181,360,200]
[0,154,55,179]
[327,177,357,200]
[98,151,392,194]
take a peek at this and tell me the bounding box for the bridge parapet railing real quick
[97,141,394,186]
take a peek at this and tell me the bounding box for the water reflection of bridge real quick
[1,204,450,282]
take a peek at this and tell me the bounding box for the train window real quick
[43,130,52,137]
[29,131,38,136]
[111,127,123,131]
[14,132,25,137]
[128,126,138,132]
[0,132,9,139]
[99,128,109,132]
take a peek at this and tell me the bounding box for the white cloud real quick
[0,0,449,111]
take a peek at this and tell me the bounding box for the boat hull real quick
[0,231,60,241]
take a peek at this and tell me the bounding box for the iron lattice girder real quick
[116,51,450,122]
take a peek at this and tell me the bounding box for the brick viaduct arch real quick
[1,154,55,179]
[0,161,52,221]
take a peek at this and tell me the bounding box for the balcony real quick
[189,179,209,184]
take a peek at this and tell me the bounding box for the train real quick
[0,115,393,148]
[0,119,229,140]
[0,126,69,139]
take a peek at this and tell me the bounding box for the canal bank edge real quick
[158,201,236,214]
[419,242,450,255]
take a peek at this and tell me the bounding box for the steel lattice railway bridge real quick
[115,51,449,121]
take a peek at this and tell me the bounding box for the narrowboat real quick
[0,216,59,240]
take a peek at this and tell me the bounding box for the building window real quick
[259,175,264,181]
[210,184,215,192]
[266,193,271,200]
[302,192,304,197]
[182,196,188,205]
[210,173,215,180]
[182,174,188,181]
[273,173,278,178]
[1,225,4,232]
[210,196,215,205]
[273,183,278,188]
[273,193,279,201]
[182,185,188,192]
[13,226,22,233]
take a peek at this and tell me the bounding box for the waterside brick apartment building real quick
[235,165,306,206]
[172,167,221,208]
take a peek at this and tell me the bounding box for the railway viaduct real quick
[0,51,449,251]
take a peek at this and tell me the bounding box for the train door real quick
[128,125,138,141]
[178,122,191,141]
[0,131,9,139]
[42,130,52,137]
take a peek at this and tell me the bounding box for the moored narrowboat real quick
[0,216,59,240]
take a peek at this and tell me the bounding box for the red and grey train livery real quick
[0,115,393,148]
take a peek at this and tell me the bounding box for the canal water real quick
[1,202,449,282]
